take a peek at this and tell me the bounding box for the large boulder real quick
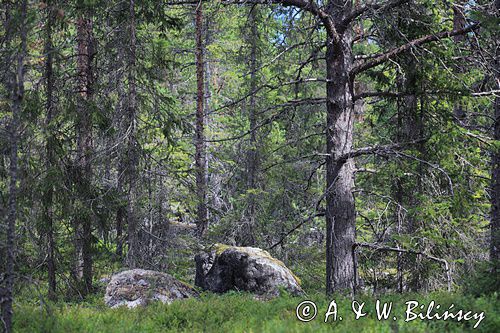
[195,244,303,297]
[105,269,198,308]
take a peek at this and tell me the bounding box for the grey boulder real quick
[195,244,303,297]
[105,269,197,308]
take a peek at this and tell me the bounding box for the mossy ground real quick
[13,290,499,332]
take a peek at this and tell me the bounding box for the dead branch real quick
[355,242,452,291]
[334,139,426,164]
[352,23,480,75]
[269,211,325,250]
[342,0,410,27]
[354,89,500,101]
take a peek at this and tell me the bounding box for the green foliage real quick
[462,261,500,298]
[13,292,499,332]
[0,0,497,325]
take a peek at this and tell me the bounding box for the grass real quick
[13,290,499,332]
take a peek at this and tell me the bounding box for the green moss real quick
[214,243,231,255]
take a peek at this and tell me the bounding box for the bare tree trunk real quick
[237,6,259,246]
[492,86,500,267]
[126,0,139,268]
[204,13,222,224]
[241,6,259,246]
[114,44,127,259]
[74,12,94,295]
[195,0,208,237]
[452,2,466,122]
[325,1,356,295]
[394,180,404,293]
[393,52,419,292]
[414,96,428,291]
[2,0,27,330]
[116,161,125,258]
[43,0,57,301]
[491,0,500,270]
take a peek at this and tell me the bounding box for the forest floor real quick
[13,290,499,332]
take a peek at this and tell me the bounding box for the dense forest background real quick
[0,0,499,332]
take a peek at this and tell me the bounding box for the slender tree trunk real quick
[242,6,259,246]
[195,0,208,237]
[414,95,428,291]
[116,163,125,258]
[394,89,410,293]
[325,1,356,295]
[393,53,419,292]
[452,2,466,122]
[394,180,404,293]
[43,0,57,301]
[204,14,221,223]
[75,12,94,294]
[491,0,500,269]
[114,44,126,259]
[492,89,499,267]
[2,1,27,330]
[126,0,139,268]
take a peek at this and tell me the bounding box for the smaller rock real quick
[105,269,198,308]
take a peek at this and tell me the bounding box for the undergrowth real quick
[13,290,499,332]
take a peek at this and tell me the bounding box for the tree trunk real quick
[114,43,127,259]
[491,0,500,270]
[452,3,466,122]
[74,12,94,295]
[204,12,222,224]
[195,0,208,237]
[116,161,125,258]
[126,0,139,268]
[43,0,57,301]
[243,6,259,246]
[492,85,500,267]
[394,57,419,292]
[2,0,27,330]
[325,1,356,295]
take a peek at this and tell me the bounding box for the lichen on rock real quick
[104,269,198,308]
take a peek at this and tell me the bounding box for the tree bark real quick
[195,0,209,237]
[491,0,500,270]
[114,42,127,259]
[243,6,259,246]
[394,56,419,292]
[325,1,356,295]
[74,11,94,295]
[452,2,466,122]
[43,0,57,301]
[2,0,27,330]
[116,161,125,258]
[492,79,500,267]
[126,0,139,268]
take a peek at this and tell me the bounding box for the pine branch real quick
[342,0,410,27]
[353,89,500,101]
[352,23,480,75]
[335,139,426,163]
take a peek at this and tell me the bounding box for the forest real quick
[0,0,499,332]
